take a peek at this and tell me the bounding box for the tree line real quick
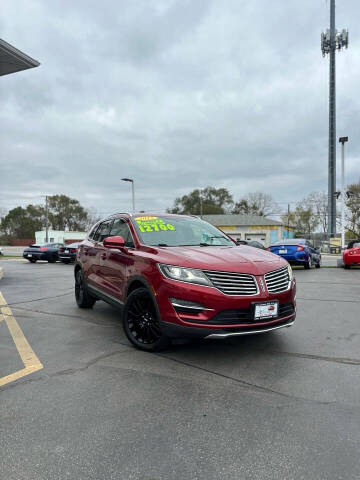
[168,182,360,238]
[1,182,359,243]
[0,195,95,243]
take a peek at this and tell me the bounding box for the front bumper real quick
[154,275,296,338]
[161,316,295,339]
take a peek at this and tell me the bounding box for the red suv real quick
[75,213,296,351]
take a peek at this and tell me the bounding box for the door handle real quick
[101,253,107,260]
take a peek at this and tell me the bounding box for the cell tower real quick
[321,0,348,238]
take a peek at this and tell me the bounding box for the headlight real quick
[287,264,293,281]
[158,264,212,287]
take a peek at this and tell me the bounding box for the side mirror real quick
[103,236,125,249]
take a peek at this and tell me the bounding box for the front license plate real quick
[279,249,287,254]
[28,254,32,257]
[254,301,278,320]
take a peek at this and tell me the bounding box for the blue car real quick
[268,239,321,269]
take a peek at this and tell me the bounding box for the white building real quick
[35,230,87,245]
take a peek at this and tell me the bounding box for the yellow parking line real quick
[0,291,43,387]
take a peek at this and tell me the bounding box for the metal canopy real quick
[0,38,40,76]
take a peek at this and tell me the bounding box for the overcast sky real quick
[1,0,359,217]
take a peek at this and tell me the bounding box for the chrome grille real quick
[203,270,258,296]
[265,267,290,293]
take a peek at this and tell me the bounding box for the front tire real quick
[75,269,96,308]
[123,288,170,352]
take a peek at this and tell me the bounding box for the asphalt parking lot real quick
[1,259,360,480]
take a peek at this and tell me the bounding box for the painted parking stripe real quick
[0,291,43,387]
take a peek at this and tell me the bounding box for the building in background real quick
[35,230,87,245]
[202,214,294,247]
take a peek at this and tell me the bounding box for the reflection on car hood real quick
[153,245,285,275]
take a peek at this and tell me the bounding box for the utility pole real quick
[41,195,49,243]
[45,195,49,243]
[321,0,349,239]
[339,136,348,249]
[287,203,290,239]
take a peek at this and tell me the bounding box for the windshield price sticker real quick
[136,217,176,233]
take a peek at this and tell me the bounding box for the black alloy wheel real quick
[123,288,170,352]
[75,269,96,308]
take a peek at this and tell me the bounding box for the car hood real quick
[152,245,286,275]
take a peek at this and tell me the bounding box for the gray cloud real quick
[1,0,359,218]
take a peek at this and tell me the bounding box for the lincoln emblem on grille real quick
[259,277,266,292]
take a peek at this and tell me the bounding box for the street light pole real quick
[121,178,135,212]
[45,195,49,243]
[339,136,348,249]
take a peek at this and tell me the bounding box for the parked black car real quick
[23,243,63,263]
[58,243,79,264]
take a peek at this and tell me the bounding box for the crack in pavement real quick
[297,296,360,303]
[5,290,73,307]
[11,305,118,327]
[4,345,357,409]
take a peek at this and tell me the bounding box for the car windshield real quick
[132,215,233,247]
[349,242,360,248]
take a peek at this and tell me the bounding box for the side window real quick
[94,220,113,243]
[88,224,99,240]
[109,218,135,248]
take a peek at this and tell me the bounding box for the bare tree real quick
[233,192,279,217]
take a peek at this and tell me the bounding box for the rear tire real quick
[75,269,96,308]
[123,288,170,352]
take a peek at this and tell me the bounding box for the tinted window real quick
[109,218,134,248]
[94,220,113,242]
[88,224,99,239]
[274,239,305,245]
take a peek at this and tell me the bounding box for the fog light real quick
[170,298,215,315]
